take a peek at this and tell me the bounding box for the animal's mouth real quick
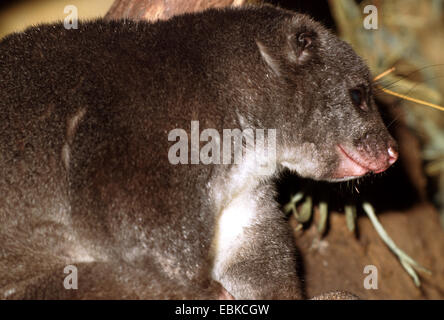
[331,144,398,181]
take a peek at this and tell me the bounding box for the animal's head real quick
[250,10,398,181]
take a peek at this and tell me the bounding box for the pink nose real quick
[388,146,398,165]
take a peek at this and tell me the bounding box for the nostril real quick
[388,146,398,164]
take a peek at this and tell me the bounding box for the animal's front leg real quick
[211,184,303,300]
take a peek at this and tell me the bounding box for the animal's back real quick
[0,15,226,297]
[0,5,295,298]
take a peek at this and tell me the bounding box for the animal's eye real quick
[349,87,367,111]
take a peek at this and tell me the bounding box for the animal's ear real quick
[286,31,316,65]
[257,29,317,76]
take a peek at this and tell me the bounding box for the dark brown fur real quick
[0,5,395,299]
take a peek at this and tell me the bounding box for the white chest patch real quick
[209,136,278,281]
[212,190,257,280]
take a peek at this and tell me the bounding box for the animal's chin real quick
[280,161,325,181]
[280,161,299,172]
[330,144,395,181]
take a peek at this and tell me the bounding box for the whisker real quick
[374,74,444,93]
[372,67,444,112]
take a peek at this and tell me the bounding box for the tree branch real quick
[105,0,251,21]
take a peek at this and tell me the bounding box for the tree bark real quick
[105,0,251,21]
